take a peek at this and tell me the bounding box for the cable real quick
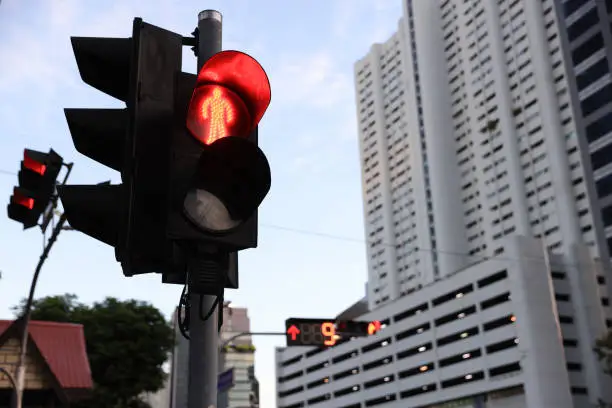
[199,293,220,321]
[0,169,15,176]
[218,291,224,333]
[178,283,190,340]
[261,222,607,271]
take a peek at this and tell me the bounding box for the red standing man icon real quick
[200,87,235,144]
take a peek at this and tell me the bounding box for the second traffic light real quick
[7,149,63,229]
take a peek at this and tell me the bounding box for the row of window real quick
[280,360,523,408]
[279,265,601,374]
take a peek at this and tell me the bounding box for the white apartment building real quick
[275,236,612,408]
[552,0,612,285]
[274,0,612,407]
[356,0,606,311]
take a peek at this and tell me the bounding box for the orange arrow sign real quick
[368,320,381,335]
[287,325,300,340]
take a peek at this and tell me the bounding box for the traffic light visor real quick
[187,50,271,145]
[23,150,47,175]
[12,187,34,209]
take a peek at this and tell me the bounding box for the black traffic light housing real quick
[166,74,263,250]
[59,20,270,295]
[166,52,271,252]
[59,18,182,276]
[159,52,271,294]
[7,149,63,229]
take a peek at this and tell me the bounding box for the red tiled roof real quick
[0,319,93,389]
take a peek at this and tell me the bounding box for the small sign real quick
[217,368,234,392]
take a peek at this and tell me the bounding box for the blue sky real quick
[0,0,401,405]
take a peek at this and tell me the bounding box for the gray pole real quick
[14,213,68,408]
[188,9,223,408]
[14,163,73,408]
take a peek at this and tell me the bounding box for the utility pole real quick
[188,10,223,408]
[13,163,73,408]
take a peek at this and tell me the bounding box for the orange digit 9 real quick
[321,322,336,346]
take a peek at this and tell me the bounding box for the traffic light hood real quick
[187,50,271,145]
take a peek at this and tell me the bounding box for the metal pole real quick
[220,331,286,349]
[14,213,68,408]
[188,10,222,408]
[13,164,73,408]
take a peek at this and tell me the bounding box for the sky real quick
[0,0,402,405]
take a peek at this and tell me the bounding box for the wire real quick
[218,291,224,333]
[178,283,190,340]
[0,169,15,177]
[260,223,606,270]
[199,293,220,321]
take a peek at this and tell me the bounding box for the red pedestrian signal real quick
[186,51,271,145]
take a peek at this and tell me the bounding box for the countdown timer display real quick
[285,318,382,347]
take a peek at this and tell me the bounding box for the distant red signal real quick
[368,320,382,335]
[24,150,46,175]
[186,50,271,146]
[12,188,34,209]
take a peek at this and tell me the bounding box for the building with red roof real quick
[0,319,93,407]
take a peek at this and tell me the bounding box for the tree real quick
[594,330,612,408]
[11,294,86,323]
[13,294,174,408]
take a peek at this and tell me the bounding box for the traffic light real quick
[59,18,271,293]
[285,318,382,347]
[161,50,271,294]
[58,18,182,275]
[167,50,271,250]
[7,149,63,229]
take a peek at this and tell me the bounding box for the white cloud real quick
[270,51,352,109]
[331,0,359,39]
[49,0,81,30]
[0,27,74,93]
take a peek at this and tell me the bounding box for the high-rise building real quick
[356,0,609,311]
[276,0,612,406]
[552,0,612,278]
[219,303,259,408]
[169,308,189,408]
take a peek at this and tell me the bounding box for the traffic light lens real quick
[23,152,46,175]
[183,189,241,233]
[186,85,252,145]
[12,188,34,210]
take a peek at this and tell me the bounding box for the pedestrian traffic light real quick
[7,149,63,229]
[168,50,271,250]
[58,18,182,275]
[58,19,271,294]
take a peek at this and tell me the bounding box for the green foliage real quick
[594,330,612,375]
[594,330,612,408]
[11,294,86,323]
[13,294,173,408]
